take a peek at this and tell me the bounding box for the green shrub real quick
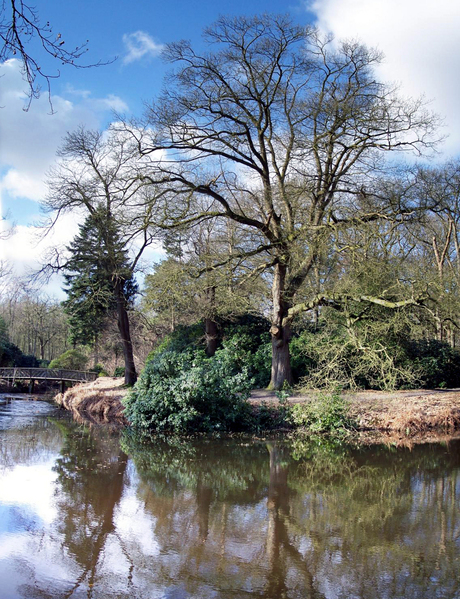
[114,366,125,378]
[91,363,109,377]
[291,389,355,433]
[49,349,88,371]
[407,340,460,388]
[220,314,270,349]
[0,330,40,367]
[146,323,205,364]
[249,337,272,388]
[123,339,254,433]
[146,317,273,389]
[220,315,272,388]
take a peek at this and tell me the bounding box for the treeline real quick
[2,15,460,413]
[0,284,156,374]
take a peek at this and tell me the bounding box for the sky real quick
[1,0,459,299]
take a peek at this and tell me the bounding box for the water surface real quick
[0,397,459,598]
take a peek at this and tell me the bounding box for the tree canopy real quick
[127,14,439,388]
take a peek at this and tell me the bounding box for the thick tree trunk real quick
[269,263,293,390]
[205,317,219,357]
[115,282,137,386]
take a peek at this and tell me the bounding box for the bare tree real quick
[43,126,160,385]
[0,288,69,361]
[130,15,439,388]
[0,0,112,109]
[143,218,269,354]
[406,160,460,345]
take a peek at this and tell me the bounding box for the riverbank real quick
[55,377,460,443]
[55,377,128,425]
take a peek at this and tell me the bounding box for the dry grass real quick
[56,377,128,425]
[346,389,460,434]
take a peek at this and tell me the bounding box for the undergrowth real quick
[123,339,254,433]
[290,388,356,434]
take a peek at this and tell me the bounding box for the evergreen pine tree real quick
[63,207,138,384]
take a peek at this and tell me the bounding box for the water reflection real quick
[52,422,128,596]
[0,401,459,598]
[122,434,460,599]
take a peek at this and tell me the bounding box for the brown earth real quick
[56,377,460,443]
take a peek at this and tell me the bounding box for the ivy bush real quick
[123,338,254,433]
[49,349,88,371]
[407,340,460,388]
[92,363,109,377]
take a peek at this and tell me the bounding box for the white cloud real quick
[0,209,81,299]
[95,94,129,113]
[0,461,58,525]
[308,0,460,156]
[64,85,129,113]
[0,59,129,206]
[1,214,79,269]
[64,84,92,99]
[1,169,47,201]
[122,31,164,65]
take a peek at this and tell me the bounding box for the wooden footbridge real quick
[0,367,98,393]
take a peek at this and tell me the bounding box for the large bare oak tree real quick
[126,15,439,388]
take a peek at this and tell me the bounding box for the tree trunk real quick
[115,281,137,385]
[269,263,293,390]
[205,318,219,357]
[93,334,100,368]
[205,285,218,357]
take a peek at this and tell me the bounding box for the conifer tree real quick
[63,208,138,383]
[44,126,159,385]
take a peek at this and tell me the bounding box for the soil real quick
[56,377,460,444]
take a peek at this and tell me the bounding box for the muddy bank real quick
[57,377,460,442]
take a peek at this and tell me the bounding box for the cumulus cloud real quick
[95,94,129,113]
[0,60,131,295]
[1,170,47,202]
[0,59,129,204]
[0,211,79,266]
[308,0,460,156]
[122,31,164,65]
[63,84,92,99]
[0,210,81,298]
[64,85,129,112]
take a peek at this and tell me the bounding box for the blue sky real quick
[18,0,314,121]
[1,0,460,297]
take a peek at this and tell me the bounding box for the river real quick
[0,396,459,598]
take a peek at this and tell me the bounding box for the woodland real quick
[2,15,460,432]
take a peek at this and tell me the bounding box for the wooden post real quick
[60,380,66,394]
[28,379,35,394]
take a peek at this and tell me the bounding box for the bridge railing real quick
[0,367,98,383]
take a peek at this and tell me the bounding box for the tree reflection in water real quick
[1,406,460,599]
[123,434,460,599]
[52,421,129,597]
